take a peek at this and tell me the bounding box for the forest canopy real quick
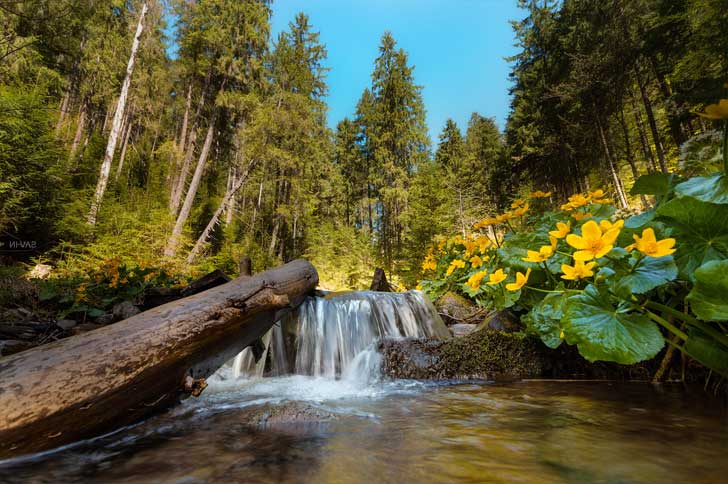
[0,0,726,293]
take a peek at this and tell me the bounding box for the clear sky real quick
[270,0,525,144]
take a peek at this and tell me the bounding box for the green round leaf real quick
[607,254,678,299]
[686,260,728,321]
[631,173,675,196]
[523,292,567,349]
[563,285,664,364]
[656,196,728,281]
[683,328,728,377]
[675,173,728,205]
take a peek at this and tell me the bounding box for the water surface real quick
[1,379,725,483]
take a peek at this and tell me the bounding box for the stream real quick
[1,292,726,483]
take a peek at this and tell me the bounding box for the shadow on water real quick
[1,380,727,484]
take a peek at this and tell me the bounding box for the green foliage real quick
[686,260,728,322]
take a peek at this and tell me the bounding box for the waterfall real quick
[221,290,449,383]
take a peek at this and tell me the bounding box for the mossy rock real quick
[378,329,666,381]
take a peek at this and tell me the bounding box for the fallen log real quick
[0,259,318,459]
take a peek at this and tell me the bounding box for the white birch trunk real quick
[164,111,218,256]
[68,103,86,162]
[87,1,148,226]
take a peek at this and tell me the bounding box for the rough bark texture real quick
[0,259,318,459]
[369,268,392,292]
[87,2,148,225]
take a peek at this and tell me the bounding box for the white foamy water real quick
[208,290,449,399]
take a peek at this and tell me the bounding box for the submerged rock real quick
[240,402,340,428]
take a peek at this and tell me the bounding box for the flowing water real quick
[2,292,727,483]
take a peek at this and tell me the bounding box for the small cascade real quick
[216,290,449,384]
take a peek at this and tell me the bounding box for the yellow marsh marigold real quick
[469,255,484,269]
[562,193,590,211]
[566,220,620,261]
[511,198,526,209]
[512,203,529,217]
[477,236,491,254]
[496,213,510,223]
[530,190,552,198]
[599,219,624,232]
[506,268,531,292]
[422,258,437,272]
[446,259,466,276]
[487,269,508,285]
[561,260,597,280]
[549,221,571,239]
[464,240,478,257]
[523,236,558,263]
[572,211,592,221]
[696,99,728,120]
[466,271,487,291]
[626,228,676,257]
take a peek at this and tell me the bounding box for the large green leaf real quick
[606,254,678,299]
[523,292,567,349]
[656,196,728,281]
[686,260,728,321]
[674,173,728,205]
[683,328,728,377]
[563,285,664,364]
[631,173,675,196]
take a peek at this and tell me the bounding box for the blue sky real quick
[270,0,525,143]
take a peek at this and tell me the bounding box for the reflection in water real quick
[1,381,726,483]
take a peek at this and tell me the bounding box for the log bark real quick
[0,259,318,459]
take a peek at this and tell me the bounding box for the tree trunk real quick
[170,76,210,215]
[0,260,318,459]
[87,2,148,226]
[187,159,256,264]
[55,90,70,137]
[115,117,134,181]
[617,109,648,208]
[634,69,668,173]
[649,55,686,148]
[178,82,193,150]
[68,102,86,162]
[629,85,658,173]
[595,114,628,209]
[165,110,218,257]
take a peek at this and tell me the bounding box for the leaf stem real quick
[645,300,728,348]
[644,309,688,341]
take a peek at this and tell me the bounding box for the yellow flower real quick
[487,269,507,285]
[549,221,571,239]
[466,270,487,291]
[477,236,491,254]
[511,198,526,209]
[496,213,510,223]
[561,260,597,280]
[506,268,531,292]
[568,193,589,208]
[625,228,676,257]
[565,220,620,261]
[512,203,529,217]
[696,99,728,120]
[588,189,606,200]
[522,236,557,263]
[415,284,423,291]
[464,240,478,257]
[446,259,466,276]
[572,211,592,221]
[530,190,552,198]
[422,258,437,272]
[599,219,624,232]
[469,255,484,268]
